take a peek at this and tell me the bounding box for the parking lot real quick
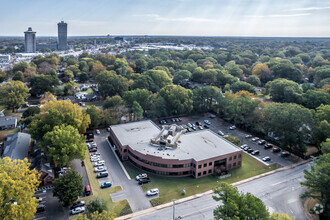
[155,114,295,167]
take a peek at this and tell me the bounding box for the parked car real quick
[71,207,85,215]
[191,126,196,131]
[198,126,204,130]
[244,146,250,151]
[70,201,85,209]
[96,130,100,134]
[146,188,159,196]
[90,155,100,159]
[218,130,224,136]
[247,148,254,153]
[251,150,260,155]
[136,173,148,181]
[93,161,105,167]
[138,177,151,185]
[281,152,290,157]
[240,144,247,149]
[272,147,281,153]
[203,125,209,129]
[97,172,109,178]
[107,127,111,132]
[229,125,236,130]
[89,147,97,152]
[251,137,260,142]
[34,196,43,203]
[85,185,91,196]
[36,204,46,213]
[264,144,273,149]
[258,140,266,145]
[262,156,271,162]
[245,135,252,138]
[91,157,101,162]
[204,120,211,125]
[196,122,201,126]
[101,182,112,189]
[94,166,107,173]
[187,123,192,128]
[182,124,187,129]
[90,152,101,156]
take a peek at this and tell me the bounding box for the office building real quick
[57,21,67,50]
[24,27,36,53]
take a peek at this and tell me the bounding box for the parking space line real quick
[33,217,46,220]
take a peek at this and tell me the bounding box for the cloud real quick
[248,13,311,18]
[133,14,216,23]
[289,6,330,11]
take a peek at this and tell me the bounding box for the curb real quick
[106,138,131,180]
[115,159,312,219]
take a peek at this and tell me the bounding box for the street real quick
[128,161,312,220]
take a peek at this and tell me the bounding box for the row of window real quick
[129,158,192,176]
[192,169,213,177]
[128,150,192,169]
[227,161,241,169]
[229,154,241,161]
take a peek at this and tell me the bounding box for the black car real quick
[138,177,151,185]
[97,172,108,178]
[37,204,46,213]
[196,122,201,126]
[258,140,266,145]
[272,147,281,153]
[247,148,254,153]
[264,144,273,149]
[70,201,86,210]
[281,152,290,157]
[203,125,209,129]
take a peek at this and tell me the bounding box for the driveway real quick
[155,115,295,167]
[93,129,152,212]
[71,158,91,197]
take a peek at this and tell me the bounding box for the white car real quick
[146,188,159,196]
[93,161,105,167]
[218,130,224,136]
[204,120,211,125]
[90,155,100,160]
[91,157,101,162]
[262,156,271,162]
[229,125,236,130]
[136,173,148,181]
[90,152,100,157]
[96,130,100,134]
[71,206,85,215]
[94,166,107,173]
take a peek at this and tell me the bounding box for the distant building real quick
[57,21,68,50]
[0,117,17,130]
[36,43,58,51]
[2,132,31,160]
[24,27,36,53]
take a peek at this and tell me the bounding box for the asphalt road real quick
[156,115,295,167]
[93,129,152,212]
[130,162,312,220]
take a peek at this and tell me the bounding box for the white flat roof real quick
[111,120,241,162]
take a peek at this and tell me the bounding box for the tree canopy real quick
[0,80,30,111]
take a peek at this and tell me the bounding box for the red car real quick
[89,147,97,152]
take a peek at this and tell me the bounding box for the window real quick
[229,157,232,161]
[204,163,207,167]
[123,149,127,152]
[203,171,207,175]
[198,165,202,169]
[209,162,212,166]
[234,155,237,160]
[238,154,241,158]
[233,162,236,167]
[198,172,201,176]
[193,164,196,168]
[238,161,241,166]
[208,169,212,174]
[192,171,195,176]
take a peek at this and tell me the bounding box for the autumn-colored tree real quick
[0,80,30,112]
[0,157,40,220]
[40,92,57,104]
[252,63,272,83]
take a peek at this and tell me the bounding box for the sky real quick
[0,0,330,37]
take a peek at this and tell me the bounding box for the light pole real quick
[172,199,176,220]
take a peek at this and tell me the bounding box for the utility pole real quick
[172,199,176,220]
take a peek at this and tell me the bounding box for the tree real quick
[173,70,191,84]
[301,154,330,219]
[53,170,84,206]
[213,182,269,220]
[302,90,330,109]
[252,63,272,83]
[86,105,101,129]
[77,211,114,220]
[22,106,40,118]
[123,88,152,111]
[40,92,56,104]
[132,101,143,120]
[225,61,243,78]
[192,86,222,113]
[134,59,148,73]
[0,69,6,83]
[12,71,24,81]
[90,63,106,76]
[30,74,59,96]
[12,61,29,73]
[321,139,330,154]
[40,125,86,169]
[140,69,172,92]
[103,95,123,109]
[266,78,302,103]
[0,80,30,111]
[313,105,330,148]
[263,103,315,155]
[87,198,107,215]
[246,75,261,87]
[79,72,89,82]
[96,71,129,98]
[159,85,193,116]
[268,61,302,82]
[230,81,255,94]
[0,157,40,220]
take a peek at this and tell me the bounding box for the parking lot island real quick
[109,120,242,178]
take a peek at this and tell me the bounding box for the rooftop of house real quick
[2,132,31,160]
[111,120,241,162]
[0,117,17,126]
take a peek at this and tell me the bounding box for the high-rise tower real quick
[57,21,67,50]
[24,27,36,53]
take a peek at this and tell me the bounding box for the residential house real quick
[0,117,17,130]
[1,132,31,160]
[30,147,54,187]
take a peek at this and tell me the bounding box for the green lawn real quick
[70,151,132,219]
[123,153,280,206]
[0,128,20,141]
